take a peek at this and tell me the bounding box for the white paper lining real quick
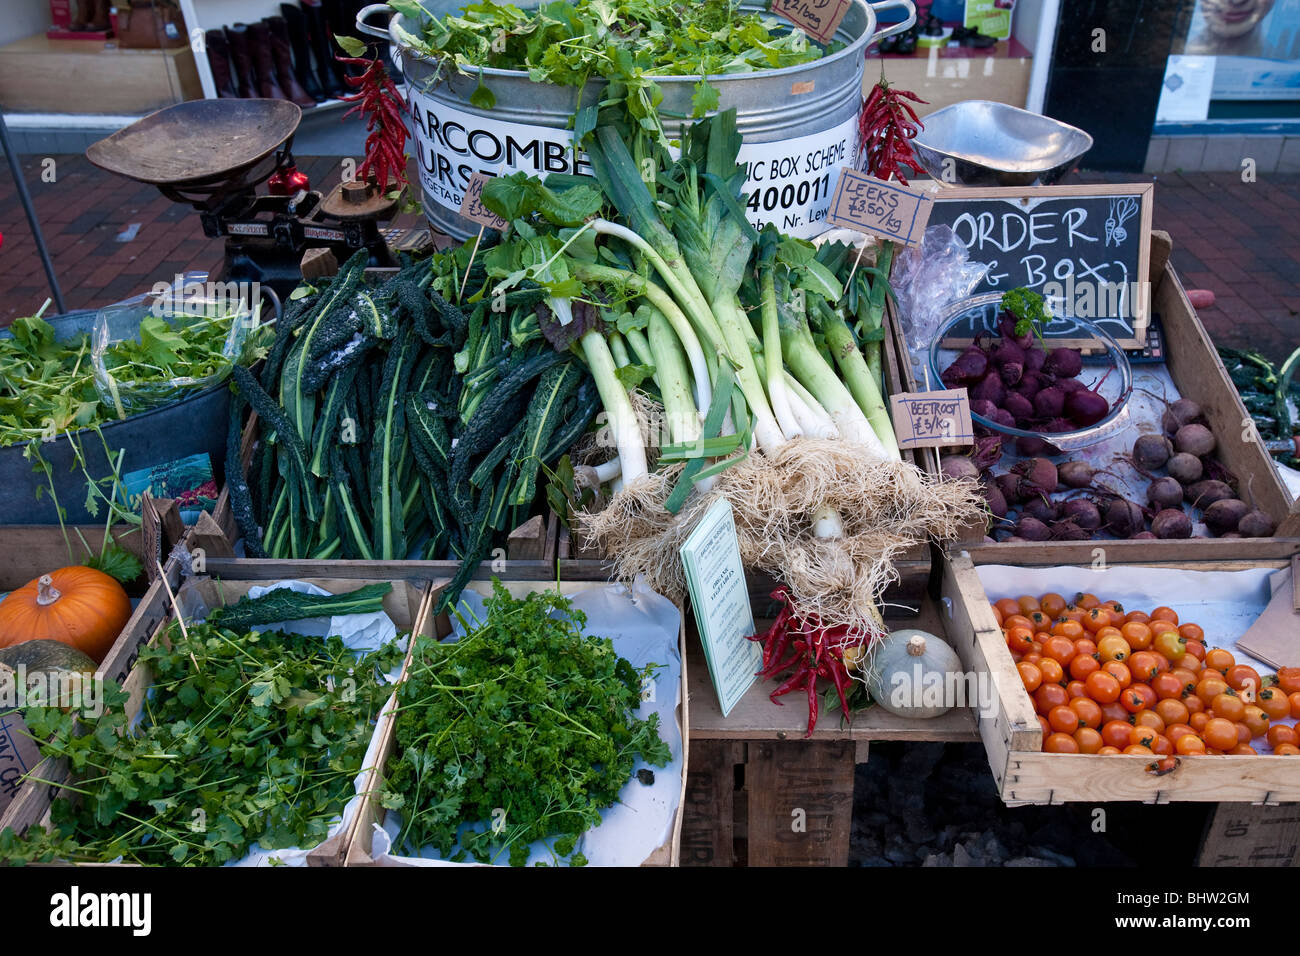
[367,578,684,867]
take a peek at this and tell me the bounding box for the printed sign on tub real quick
[408,86,859,240]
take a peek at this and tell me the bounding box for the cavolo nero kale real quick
[381,582,671,866]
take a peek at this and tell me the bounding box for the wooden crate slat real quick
[745,740,855,867]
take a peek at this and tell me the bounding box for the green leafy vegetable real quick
[209,581,393,631]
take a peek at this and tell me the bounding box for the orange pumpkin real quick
[0,566,131,663]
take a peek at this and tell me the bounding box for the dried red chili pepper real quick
[858,76,927,184]
[337,53,409,193]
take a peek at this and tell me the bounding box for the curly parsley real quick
[382,582,670,866]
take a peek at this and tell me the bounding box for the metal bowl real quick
[912,101,1094,188]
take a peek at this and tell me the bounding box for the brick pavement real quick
[2,157,1297,363]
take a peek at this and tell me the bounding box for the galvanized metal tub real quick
[357,0,916,240]
[0,309,231,526]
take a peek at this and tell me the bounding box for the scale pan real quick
[86,99,302,187]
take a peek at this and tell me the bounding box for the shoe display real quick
[280,3,327,102]
[224,24,256,99]
[267,16,319,107]
[205,29,239,98]
[302,0,347,99]
[247,21,290,101]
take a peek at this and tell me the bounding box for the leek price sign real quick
[827,169,936,247]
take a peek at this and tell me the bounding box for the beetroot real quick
[1022,495,1059,524]
[1166,452,1203,486]
[1013,457,1059,495]
[1043,418,1076,433]
[1238,509,1276,538]
[1201,456,1239,488]
[992,341,1027,387]
[1033,386,1065,420]
[1131,531,1158,540]
[1203,498,1248,536]
[1151,509,1192,539]
[994,472,1023,505]
[1043,347,1083,379]
[1050,519,1092,541]
[971,372,1006,408]
[1057,378,1085,393]
[941,345,990,387]
[1185,479,1234,508]
[1060,497,1102,530]
[989,407,1016,430]
[982,481,1008,520]
[941,455,981,482]
[997,312,1034,351]
[1016,435,1061,457]
[1057,460,1096,489]
[1174,423,1216,457]
[1132,433,1173,471]
[1105,498,1147,538]
[1024,348,1046,374]
[1012,372,1045,401]
[970,435,1004,472]
[1065,388,1110,427]
[1161,398,1204,437]
[1015,516,1051,541]
[970,399,999,422]
[1147,477,1185,510]
[1003,391,1034,422]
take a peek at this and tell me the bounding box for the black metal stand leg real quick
[0,110,67,314]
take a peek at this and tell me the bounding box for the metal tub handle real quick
[867,0,917,45]
[356,3,394,39]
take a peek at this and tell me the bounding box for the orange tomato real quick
[1098,746,1122,755]
[1183,639,1206,662]
[1017,661,1042,693]
[1103,660,1133,689]
[1258,688,1291,720]
[1043,635,1077,666]
[1150,734,1174,756]
[1235,722,1252,745]
[1059,608,1087,625]
[1243,705,1270,739]
[1183,695,1206,715]
[1083,607,1111,634]
[1128,652,1161,683]
[1177,623,1204,643]
[1002,614,1033,633]
[1150,606,1180,625]
[1125,609,1151,625]
[1123,744,1154,756]
[1274,667,1300,695]
[1006,626,1035,655]
[1290,691,1300,719]
[1119,621,1151,648]
[1069,654,1101,681]
[1202,718,1239,752]
[1174,734,1207,755]
[1085,671,1122,704]
[1205,648,1236,673]
[1097,634,1131,663]
[1050,620,1084,641]
[1230,744,1258,755]
[1074,593,1101,611]
[994,598,1021,620]
[1025,610,1052,631]
[1151,672,1186,701]
[1155,698,1190,727]
[1122,684,1157,714]
[1049,705,1082,734]
[1023,651,1043,665]
[1176,653,1203,675]
[1196,675,1230,702]
[1069,696,1103,730]
[1037,715,1051,737]
[1165,723,1197,743]
[1038,593,1067,617]
[1130,725,1159,749]
[1037,658,1066,686]
[1148,619,1179,639]
[991,603,1004,627]
[1273,744,1300,756]
[1033,632,1052,646]
[1101,720,1135,750]
[1099,700,1130,724]
[1035,683,1070,713]
[1075,727,1104,754]
[1210,693,1246,723]
[1044,732,1080,754]
[1266,725,1298,749]
[1132,707,1165,730]
[1225,664,1262,694]
[1066,680,1088,699]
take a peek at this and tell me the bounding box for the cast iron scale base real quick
[86,99,396,298]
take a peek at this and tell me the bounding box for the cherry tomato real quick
[1069,696,1103,730]
[1266,725,1298,749]
[1202,717,1239,752]
[1073,638,1099,658]
[1026,610,1052,631]
[1037,658,1066,687]
[1183,695,1206,715]
[1037,715,1051,737]
[1151,672,1186,701]
[1051,620,1084,641]
[1102,660,1133,689]
[1258,688,1291,720]
[1154,698,1190,727]
[1153,629,1187,663]
[1128,652,1161,682]
[1033,632,1052,646]
[1133,709,1165,732]
[991,604,1004,627]
[1123,744,1154,756]
[1210,693,1246,723]
[1190,712,1210,733]
[1122,685,1156,714]
[1174,734,1207,755]
[1074,593,1101,611]
[1099,700,1130,724]
[1083,607,1111,634]
[1069,654,1101,681]
[994,598,1021,620]
[1097,634,1131,663]
[1225,664,1262,694]
[1006,626,1035,655]
[1075,727,1104,754]
[1043,636,1077,667]
[1120,621,1151,648]
[1023,651,1043,665]
[1085,671,1122,704]
[1196,675,1230,702]
[1150,606,1179,625]
[1017,595,1041,615]
[1044,732,1080,754]
[1176,653,1203,676]
[1101,720,1135,750]
[1129,724,1159,749]
[1183,639,1206,662]
[1243,705,1270,739]
[1165,723,1197,744]
[1150,734,1174,756]
[1177,623,1204,643]
[1098,746,1122,755]
[1003,614,1033,633]
[1035,683,1070,713]
[1235,722,1252,745]
[1049,705,1082,734]
[1290,691,1300,719]
[1017,661,1042,693]
[1059,608,1087,625]
[1124,610,1152,626]
[1274,744,1300,756]
[1066,680,1088,699]
[1274,667,1300,695]
[1205,648,1235,673]
[1038,593,1067,618]
[1153,652,1172,674]
[1148,619,1179,639]
[1230,744,1258,755]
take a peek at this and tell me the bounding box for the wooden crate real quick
[345,578,689,867]
[558,303,933,606]
[680,594,981,866]
[1197,803,1300,867]
[888,260,1300,556]
[0,564,434,867]
[943,550,1300,806]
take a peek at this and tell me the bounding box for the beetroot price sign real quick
[827,169,935,246]
[771,0,852,44]
[889,389,974,450]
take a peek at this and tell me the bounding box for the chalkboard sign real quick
[928,183,1154,348]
